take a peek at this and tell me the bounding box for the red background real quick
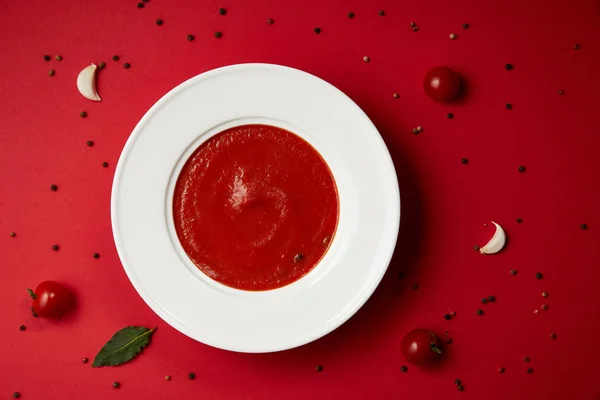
[1,0,600,398]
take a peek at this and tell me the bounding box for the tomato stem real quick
[27,288,36,300]
[430,344,442,354]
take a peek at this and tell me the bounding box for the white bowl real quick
[111,64,400,353]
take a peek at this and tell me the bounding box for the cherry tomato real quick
[401,328,443,366]
[28,281,74,319]
[423,66,461,102]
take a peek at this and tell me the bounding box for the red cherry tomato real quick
[423,66,461,102]
[401,329,443,366]
[28,281,74,319]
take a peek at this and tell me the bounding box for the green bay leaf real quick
[92,326,156,367]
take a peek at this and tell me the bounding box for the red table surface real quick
[1,0,600,398]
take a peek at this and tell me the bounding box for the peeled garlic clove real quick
[480,221,506,255]
[77,64,101,102]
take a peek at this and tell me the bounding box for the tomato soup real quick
[173,124,339,291]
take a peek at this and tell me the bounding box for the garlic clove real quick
[479,221,506,255]
[77,64,101,102]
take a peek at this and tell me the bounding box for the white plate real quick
[111,64,400,353]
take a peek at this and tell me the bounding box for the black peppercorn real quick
[348,12,355,18]
[102,162,109,168]
[454,379,461,385]
[10,232,16,237]
[523,356,530,362]
[476,309,483,315]
[267,18,274,25]
[86,140,94,147]
[488,296,495,302]
[112,55,119,61]
[314,27,321,34]
[444,314,452,320]
[93,253,100,259]
[19,325,26,331]
[315,365,323,372]
[527,368,534,374]
[52,244,60,251]
[80,111,88,118]
[123,63,131,69]
[481,298,488,304]
[549,333,557,340]
[461,158,468,164]
[294,253,304,263]
[447,113,454,119]
[187,35,195,41]
[55,55,62,61]
[13,393,21,399]
[457,385,464,391]
[50,184,58,191]
[44,55,51,61]
[214,31,223,38]
[156,19,163,25]
[518,165,525,172]
[505,64,513,70]
[98,62,106,69]
[137,2,144,8]
[473,245,479,251]
[536,272,543,280]
[113,381,120,388]
[516,217,522,223]
[48,69,55,77]
[412,283,419,290]
[510,269,517,276]
[219,7,226,15]
[498,367,505,373]
[580,223,588,230]
[462,23,469,29]
[378,10,385,16]
[400,365,408,372]
[82,357,88,363]
[506,103,512,109]
[573,43,580,50]
[188,372,196,380]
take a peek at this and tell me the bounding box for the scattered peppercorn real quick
[498,367,505,373]
[523,356,530,362]
[558,89,564,95]
[454,379,461,385]
[541,304,548,310]
[378,10,385,16]
[52,244,59,251]
[400,365,408,372]
[363,56,370,62]
[165,375,171,381]
[444,314,452,320]
[315,365,323,372]
[516,217,522,223]
[449,33,457,40]
[112,55,119,61]
[462,23,469,29]
[82,358,88,363]
[98,62,106,69]
[31,306,38,317]
[188,372,195,380]
[50,184,58,191]
[102,162,109,168]
[481,298,488,304]
[505,64,513,70]
[450,311,456,317]
[580,223,587,230]
[113,381,120,388]
[123,63,131,69]
[12,393,20,399]
[416,126,423,132]
[156,19,163,25]
[510,269,517,275]
[314,27,321,34]
[19,325,26,331]
[393,93,399,99]
[267,18,274,25]
[80,111,88,118]
[294,253,304,263]
[536,272,543,279]
[461,158,468,165]
[55,55,62,61]
[488,296,496,302]
[412,26,419,32]
[473,245,479,251]
[476,309,483,315]
[573,43,580,50]
[86,140,94,147]
[410,22,416,27]
[412,128,418,135]
[457,385,464,392]
[219,7,226,15]
[412,283,419,290]
[347,12,355,18]
[549,333,557,340]
[137,2,144,8]
[215,31,223,38]
[48,69,55,76]
[447,113,454,119]
[44,55,51,61]
[518,165,525,172]
[398,271,405,279]
[93,253,100,259]
[10,232,16,237]
[542,291,548,298]
[187,35,195,41]
[506,103,512,109]
[527,368,534,374]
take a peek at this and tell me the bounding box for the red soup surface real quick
[173,124,339,291]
